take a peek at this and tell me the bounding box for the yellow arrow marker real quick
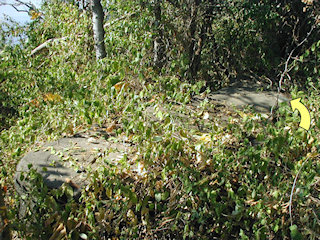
[290,98,311,131]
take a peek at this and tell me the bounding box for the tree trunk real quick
[92,0,106,59]
[189,1,214,81]
[188,0,200,80]
[153,0,165,71]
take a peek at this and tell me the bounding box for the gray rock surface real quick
[207,85,289,113]
[15,132,133,214]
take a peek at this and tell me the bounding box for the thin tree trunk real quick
[188,0,200,80]
[153,0,165,71]
[92,0,106,59]
[189,1,214,80]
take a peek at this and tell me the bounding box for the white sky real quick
[0,0,42,24]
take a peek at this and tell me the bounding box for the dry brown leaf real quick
[245,199,259,206]
[106,124,116,133]
[148,94,158,103]
[66,218,77,231]
[65,178,80,189]
[49,223,66,240]
[159,217,174,227]
[155,180,163,191]
[45,212,59,227]
[30,98,40,107]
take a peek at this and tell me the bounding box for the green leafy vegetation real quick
[0,0,319,239]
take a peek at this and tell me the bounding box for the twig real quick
[13,0,35,10]
[1,0,36,13]
[289,156,309,226]
[271,25,315,115]
[103,12,137,28]
[11,5,29,13]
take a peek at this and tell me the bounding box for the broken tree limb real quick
[30,37,67,57]
[103,12,137,28]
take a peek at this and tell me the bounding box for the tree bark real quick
[153,0,165,71]
[92,0,106,59]
[188,0,200,80]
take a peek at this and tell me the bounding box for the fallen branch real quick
[103,12,137,28]
[30,37,67,57]
[289,156,310,226]
[30,12,136,57]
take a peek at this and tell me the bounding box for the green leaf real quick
[290,225,303,240]
[299,55,304,62]
[155,193,162,202]
[239,229,249,240]
[156,110,163,120]
[79,233,88,240]
[161,191,169,201]
[153,136,163,142]
[305,49,310,57]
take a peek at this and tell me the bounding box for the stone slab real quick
[15,134,133,203]
[207,86,289,113]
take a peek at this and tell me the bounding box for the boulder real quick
[15,132,132,215]
[206,85,289,113]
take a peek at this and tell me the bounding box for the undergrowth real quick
[0,0,319,239]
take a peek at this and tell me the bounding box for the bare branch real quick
[270,25,315,115]
[103,12,137,28]
[289,156,311,226]
[11,4,29,13]
[14,0,35,9]
[30,37,68,57]
[0,0,36,13]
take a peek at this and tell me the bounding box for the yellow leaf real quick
[106,188,112,198]
[114,81,128,91]
[30,10,42,20]
[199,134,212,143]
[307,152,318,159]
[43,93,62,102]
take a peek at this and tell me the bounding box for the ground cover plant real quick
[0,0,319,239]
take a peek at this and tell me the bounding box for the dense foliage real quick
[0,0,319,239]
